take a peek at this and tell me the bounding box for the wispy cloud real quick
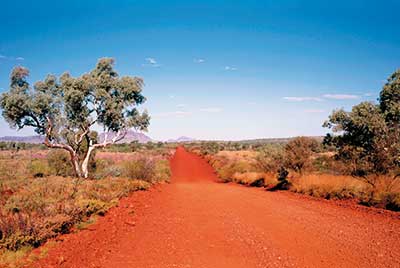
[322,94,359,100]
[0,54,25,61]
[283,97,323,102]
[142,57,161,67]
[304,109,325,113]
[364,93,373,97]
[153,111,192,118]
[284,93,361,102]
[199,107,223,113]
[177,104,187,108]
[194,58,205,63]
[224,66,237,71]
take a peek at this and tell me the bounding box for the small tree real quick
[255,145,284,173]
[284,137,318,174]
[0,58,150,178]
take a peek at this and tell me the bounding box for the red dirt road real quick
[32,147,400,268]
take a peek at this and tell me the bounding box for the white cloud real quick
[142,57,161,67]
[364,93,373,97]
[283,97,323,102]
[0,55,24,61]
[153,111,192,118]
[323,94,359,100]
[304,109,325,113]
[194,58,205,63]
[199,107,223,113]
[177,104,187,108]
[224,66,237,71]
[284,94,361,102]
[248,101,257,105]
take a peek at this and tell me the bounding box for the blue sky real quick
[0,0,399,140]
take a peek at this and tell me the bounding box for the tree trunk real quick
[69,151,83,178]
[81,146,95,179]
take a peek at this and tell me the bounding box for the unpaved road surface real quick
[32,147,400,268]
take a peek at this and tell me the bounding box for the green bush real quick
[122,158,156,182]
[91,159,122,179]
[47,150,73,177]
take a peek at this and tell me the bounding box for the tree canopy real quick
[0,58,150,178]
[323,69,400,184]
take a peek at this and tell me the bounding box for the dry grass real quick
[291,174,367,199]
[195,147,400,211]
[0,147,172,264]
[231,172,277,186]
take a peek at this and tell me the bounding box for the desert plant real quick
[47,149,73,177]
[122,158,156,182]
[284,137,319,174]
[28,160,50,178]
[255,147,284,173]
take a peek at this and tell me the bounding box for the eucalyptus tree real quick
[0,58,150,178]
[323,69,400,185]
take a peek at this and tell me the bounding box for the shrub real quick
[284,137,319,174]
[255,148,284,173]
[47,150,73,177]
[268,167,291,191]
[216,161,252,182]
[28,160,50,178]
[154,160,171,182]
[122,158,156,182]
[91,159,122,179]
[0,177,150,251]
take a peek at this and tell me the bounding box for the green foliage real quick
[255,146,284,173]
[324,69,400,183]
[0,58,150,178]
[284,137,319,174]
[380,69,400,124]
[122,158,158,182]
[47,150,73,177]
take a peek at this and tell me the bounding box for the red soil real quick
[29,147,400,268]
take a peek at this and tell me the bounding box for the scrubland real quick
[186,141,400,212]
[0,143,173,265]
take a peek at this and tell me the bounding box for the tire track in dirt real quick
[31,147,400,268]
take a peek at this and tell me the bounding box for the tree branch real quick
[92,129,127,149]
[43,117,75,153]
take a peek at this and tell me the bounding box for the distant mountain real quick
[166,136,196,143]
[99,130,153,144]
[0,135,44,144]
[0,130,153,145]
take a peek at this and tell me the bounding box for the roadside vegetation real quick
[0,58,175,266]
[186,68,400,212]
[0,142,172,266]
